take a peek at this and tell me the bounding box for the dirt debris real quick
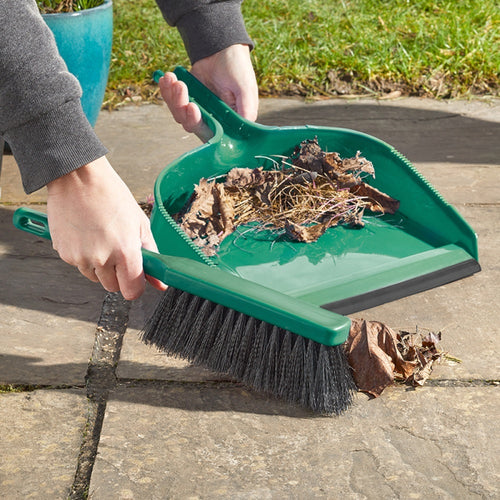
[175,138,399,255]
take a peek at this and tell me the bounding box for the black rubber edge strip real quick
[321,259,481,315]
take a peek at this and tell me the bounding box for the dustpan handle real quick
[154,67,265,140]
[13,207,351,346]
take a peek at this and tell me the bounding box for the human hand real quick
[158,44,258,141]
[46,156,167,300]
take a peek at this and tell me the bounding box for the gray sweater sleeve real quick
[155,0,254,63]
[0,0,107,194]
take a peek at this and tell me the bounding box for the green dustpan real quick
[149,67,480,338]
[13,67,480,349]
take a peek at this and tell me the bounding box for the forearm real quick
[0,0,107,193]
[155,0,254,63]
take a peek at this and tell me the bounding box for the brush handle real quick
[141,248,351,346]
[13,207,351,346]
[13,207,52,240]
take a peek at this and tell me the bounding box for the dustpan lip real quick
[322,258,481,315]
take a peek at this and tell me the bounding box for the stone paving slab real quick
[0,155,47,204]
[0,206,104,385]
[0,388,87,499]
[414,163,499,206]
[89,384,498,499]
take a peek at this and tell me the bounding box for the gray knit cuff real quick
[176,2,254,63]
[5,99,108,194]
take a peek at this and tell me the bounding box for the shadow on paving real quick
[258,102,500,165]
[0,350,324,417]
[110,381,334,419]
[0,205,105,321]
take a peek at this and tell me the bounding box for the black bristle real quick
[171,292,203,354]
[225,313,249,370]
[207,308,237,372]
[182,297,214,357]
[260,325,281,394]
[193,303,225,364]
[229,315,256,380]
[242,320,268,387]
[144,286,180,345]
[141,287,356,415]
[276,331,293,397]
[281,334,307,404]
[158,290,192,353]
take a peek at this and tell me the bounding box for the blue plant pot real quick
[42,0,113,127]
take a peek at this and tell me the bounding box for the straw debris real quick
[175,138,399,255]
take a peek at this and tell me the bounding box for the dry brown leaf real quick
[224,167,276,188]
[399,330,445,387]
[323,151,343,171]
[350,183,400,214]
[291,138,325,174]
[177,180,236,256]
[284,221,331,243]
[347,320,449,397]
[341,151,375,178]
[346,319,416,397]
[212,183,235,239]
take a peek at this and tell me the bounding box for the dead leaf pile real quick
[346,319,448,397]
[175,138,400,255]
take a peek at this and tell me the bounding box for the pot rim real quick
[41,0,112,18]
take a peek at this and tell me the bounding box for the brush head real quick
[141,287,356,415]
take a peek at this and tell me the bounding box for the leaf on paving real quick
[346,319,416,397]
[398,330,446,387]
[347,320,450,397]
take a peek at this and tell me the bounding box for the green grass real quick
[38,0,105,13]
[107,0,499,104]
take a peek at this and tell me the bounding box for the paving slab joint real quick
[70,292,131,500]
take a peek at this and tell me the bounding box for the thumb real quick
[236,88,259,122]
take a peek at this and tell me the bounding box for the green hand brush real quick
[13,208,356,414]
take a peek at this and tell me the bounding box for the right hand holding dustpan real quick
[158,44,259,142]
